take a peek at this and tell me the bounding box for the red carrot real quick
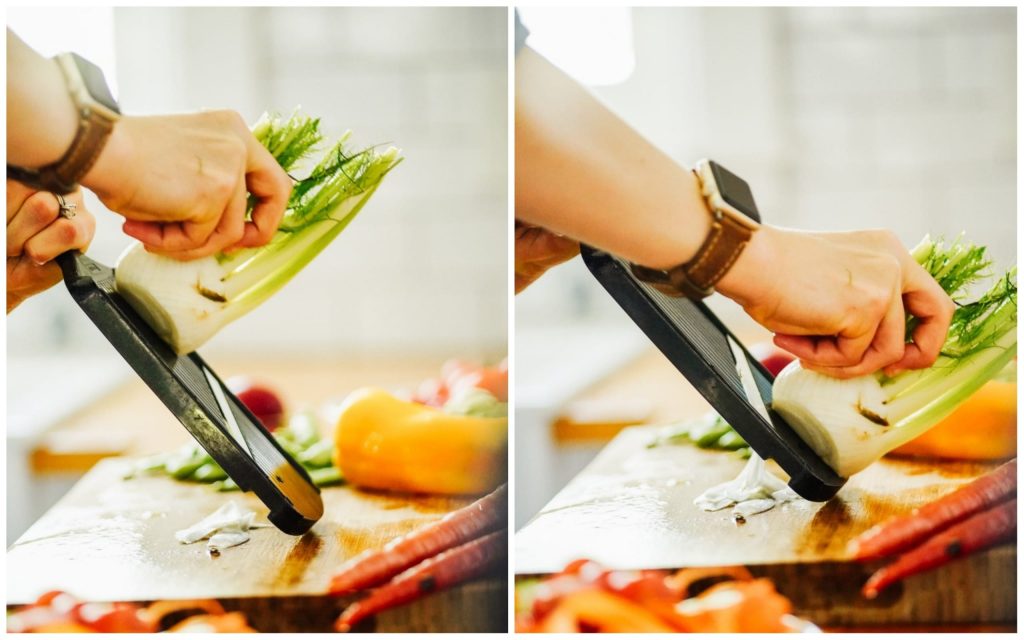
[849,459,1016,561]
[328,484,507,595]
[334,529,507,632]
[862,498,1016,598]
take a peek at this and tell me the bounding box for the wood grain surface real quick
[8,458,507,632]
[515,426,1016,626]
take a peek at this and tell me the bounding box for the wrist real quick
[716,223,778,305]
[81,117,132,202]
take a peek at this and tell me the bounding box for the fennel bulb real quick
[773,235,1017,478]
[115,112,401,354]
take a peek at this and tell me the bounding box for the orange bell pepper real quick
[333,388,507,495]
[892,380,1016,460]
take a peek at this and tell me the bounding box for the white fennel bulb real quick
[114,111,401,354]
[773,235,1017,478]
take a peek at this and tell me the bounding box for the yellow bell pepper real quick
[333,387,507,495]
[892,380,1017,460]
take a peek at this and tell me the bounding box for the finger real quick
[885,262,955,374]
[516,227,580,267]
[160,179,248,261]
[23,214,95,265]
[819,289,907,378]
[8,256,63,301]
[774,316,876,368]
[7,180,37,221]
[123,214,219,254]
[7,192,60,256]
[235,138,290,248]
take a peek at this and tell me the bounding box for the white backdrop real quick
[8,7,508,359]
[517,6,1016,328]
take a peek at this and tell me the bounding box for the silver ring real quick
[55,194,77,219]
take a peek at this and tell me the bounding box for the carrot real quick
[334,529,506,631]
[862,498,1016,598]
[849,459,1016,561]
[328,484,506,595]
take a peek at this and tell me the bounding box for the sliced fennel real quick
[694,454,799,521]
[116,111,402,354]
[773,235,1017,478]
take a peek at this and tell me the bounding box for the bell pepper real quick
[892,379,1016,460]
[333,387,507,495]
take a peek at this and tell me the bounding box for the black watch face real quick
[71,52,121,115]
[709,161,760,223]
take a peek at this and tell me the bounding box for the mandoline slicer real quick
[580,245,846,501]
[58,251,324,534]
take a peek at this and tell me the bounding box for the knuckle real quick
[24,243,46,264]
[869,290,890,315]
[57,220,79,245]
[943,296,957,321]
[27,194,58,225]
[204,177,235,204]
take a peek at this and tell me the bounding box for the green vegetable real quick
[298,439,335,469]
[165,444,210,479]
[115,110,402,355]
[648,412,749,456]
[308,466,344,487]
[193,462,228,482]
[131,411,343,489]
[773,234,1017,478]
[213,478,239,492]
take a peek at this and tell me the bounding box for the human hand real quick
[515,220,580,293]
[7,181,95,313]
[82,110,292,260]
[717,226,954,379]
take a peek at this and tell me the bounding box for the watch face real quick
[70,52,121,115]
[709,161,760,223]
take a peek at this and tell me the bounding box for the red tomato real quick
[225,376,286,431]
[748,343,796,377]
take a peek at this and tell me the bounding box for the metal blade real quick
[727,335,771,423]
[203,365,251,457]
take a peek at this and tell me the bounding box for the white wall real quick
[8,7,508,359]
[517,6,1016,328]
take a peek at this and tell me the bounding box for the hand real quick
[717,226,955,379]
[82,110,292,260]
[7,181,95,313]
[515,220,580,293]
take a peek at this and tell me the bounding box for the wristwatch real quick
[630,159,761,299]
[7,52,121,195]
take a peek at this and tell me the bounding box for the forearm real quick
[514,48,710,270]
[6,29,79,168]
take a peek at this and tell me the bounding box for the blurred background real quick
[515,6,1016,526]
[7,6,507,540]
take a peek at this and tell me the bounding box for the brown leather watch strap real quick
[630,212,755,299]
[6,107,115,195]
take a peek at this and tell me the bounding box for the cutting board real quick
[515,426,1015,626]
[7,458,507,633]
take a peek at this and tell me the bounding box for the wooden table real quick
[519,345,1016,630]
[12,355,507,632]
